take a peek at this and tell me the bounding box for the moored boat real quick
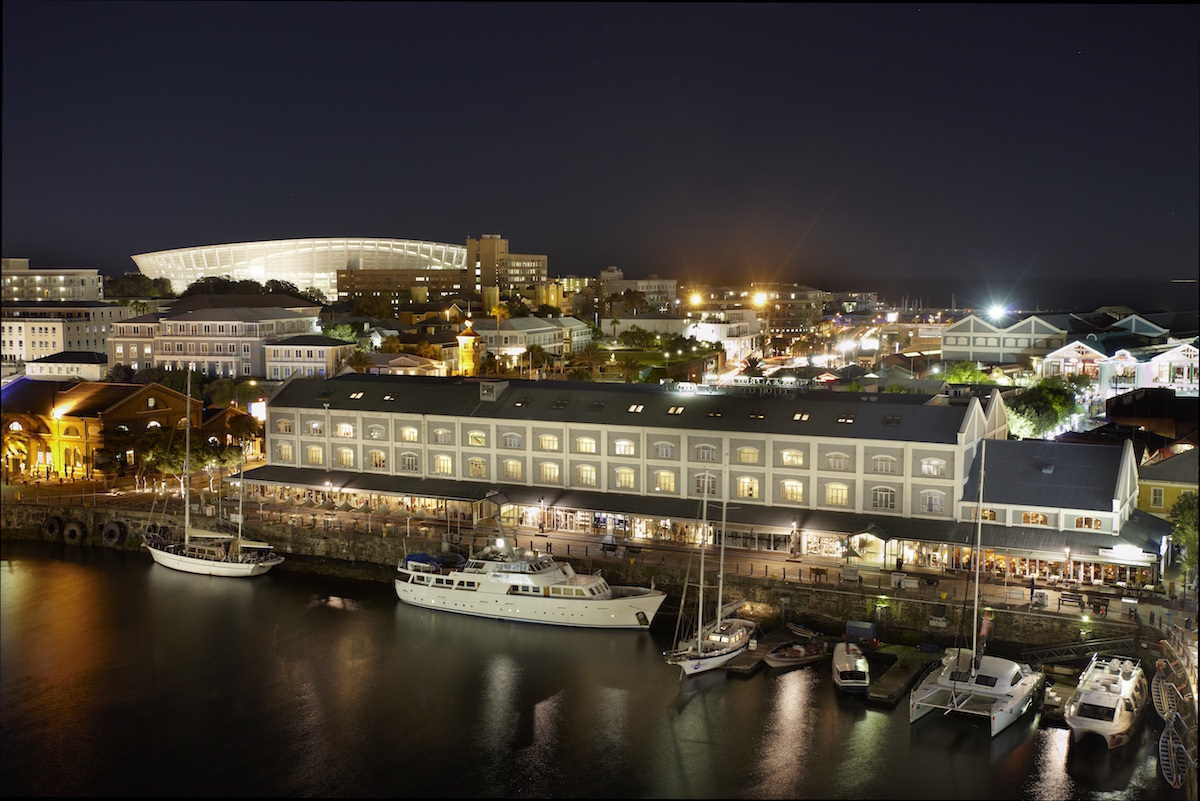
[1064,654,1148,749]
[394,531,666,629]
[764,639,832,670]
[832,641,870,691]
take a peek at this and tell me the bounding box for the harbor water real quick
[0,540,1183,799]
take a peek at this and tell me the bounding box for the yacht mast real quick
[184,369,191,546]
[695,479,709,653]
[715,449,730,630]
[972,439,987,668]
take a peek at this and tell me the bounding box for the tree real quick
[323,323,359,343]
[299,287,328,306]
[617,354,642,383]
[105,272,174,298]
[104,364,136,383]
[490,303,510,321]
[1169,492,1198,575]
[569,342,605,380]
[180,276,244,296]
[943,361,990,384]
[351,295,394,319]
[1,413,30,480]
[226,413,261,454]
[1007,378,1080,439]
[345,348,374,373]
[264,279,301,296]
[203,378,238,408]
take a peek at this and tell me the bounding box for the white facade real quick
[2,258,103,302]
[2,301,132,365]
[109,307,321,378]
[265,336,357,380]
[133,238,467,299]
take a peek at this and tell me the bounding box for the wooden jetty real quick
[865,644,944,707]
[724,628,789,676]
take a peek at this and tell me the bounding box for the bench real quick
[808,566,829,583]
[1006,588,1029,604]
[1059,591,1086,612]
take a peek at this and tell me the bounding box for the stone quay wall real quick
[2,502,1140,651]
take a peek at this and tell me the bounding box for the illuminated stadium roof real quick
[132,238,468,298]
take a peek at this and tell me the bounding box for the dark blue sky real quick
[3,2,1197,311]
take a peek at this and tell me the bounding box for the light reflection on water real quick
[0,541,1186,800]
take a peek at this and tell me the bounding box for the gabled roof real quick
[1139,448,1199,486]
[28,351,107,364]
[964,439,1121,512]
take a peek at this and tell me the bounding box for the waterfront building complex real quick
[243,373,1170,585]
[2,300,133,366]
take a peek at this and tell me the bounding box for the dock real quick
[724,628,793,676]
[865,644,944,707]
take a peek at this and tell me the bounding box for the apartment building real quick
[1,258,103,302]
[2,300,133,365]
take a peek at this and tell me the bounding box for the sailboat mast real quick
[184,369,191,545]
[972,439,987,661]
[695,485,709,652]
[716,450,730,629]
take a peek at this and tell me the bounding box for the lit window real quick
[615,467,636,489]
[921,490,945,514]
[306,445,323,466]
[577,464,596,486]
[793,412,809,421]
[576,436,597,454]
[1022,512,1047,526]
[275,443,293,464]
[337,422,355,438]
[667,406,685,415]
[539,434,559,451]
[921,458,946,477]
[825,483,848,506]
[781,480,803,502]
[615,439,635,456]
[540,462,560,484]
[654,470,675,493]
[781,449,803,467]
[468,458,486,478]
[401,426,419,442]
[837,414,854,424]
[370,450,386,469]
[434,455,453,475]
[737,476,759,499]
[737,447,759,464]
[504,459,522,480]
[337,447,354,468]
[468,431,487,447]
[276,419,293,434]
[627,404,644,413]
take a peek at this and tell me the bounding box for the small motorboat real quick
[764,639,832,670]
[832,641,871,692]
[786,622,823,640]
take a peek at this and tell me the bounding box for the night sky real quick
[3,2,1197,311]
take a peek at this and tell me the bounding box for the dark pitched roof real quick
[28,351,107,364]
[964,439,1121,512]
[1139,448,1199,485]
[268,374,971,443]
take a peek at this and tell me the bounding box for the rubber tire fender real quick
[101,520,125,547]
[42,516,64,541]
[63,520,85,546]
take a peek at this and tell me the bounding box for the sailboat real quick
[909,438,1043,736]
[142,371,284,577]
[664,459,758,677]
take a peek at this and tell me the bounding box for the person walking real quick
[1029,575,1036,602]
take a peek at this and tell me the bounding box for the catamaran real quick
[142,371,284,577]
[909,438,1043,737]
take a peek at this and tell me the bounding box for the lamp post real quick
[1064,547,1071,583]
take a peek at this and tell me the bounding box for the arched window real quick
[6,421,22,432]
[872,486,895,510]
[367,424,386,440]
[696,444,717,462]
[306,420,323,436]
[538,434,559,451]
[737,447,759,465]
[401,453,419,472]
[972,508,996,521]
[434,455,453,475]
[401,426,419,442]
[654,470,676,493]
[306,445,323,466]
[825,482,848,506]
[433,428,451,445]
[275,443,293,464]
[615,467,636,489]
[467,430,487,447]
[146,420,162,429]
[921,458,946,477]
[503,432,522,449]
[1022,512,1048,526]
[576,436,597,454]
[540,462,560,483]
[576,464,596,486]
[614,439,635,456]
[276,419,292,434]
[63,425,80,437]
[921,490,946,514]
[655,441,675,459]
[696,472,717,496]
[781,449,803,467]
[737,476,759,499]
[826,452,848,471]
[781,480,803,502]
[337,422,355,438]
[872,455,896,474]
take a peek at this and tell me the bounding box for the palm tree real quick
[345,348,373,373]
[617,354,642,383]
[569,342,606,381]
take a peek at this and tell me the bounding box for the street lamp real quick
[1064,547,1071,582]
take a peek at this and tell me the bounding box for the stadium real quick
[132,238,468,298]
